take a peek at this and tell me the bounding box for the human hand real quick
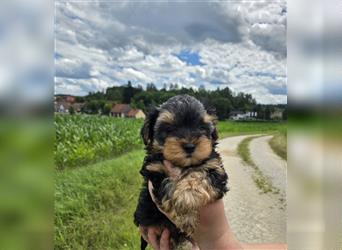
[139,225,171,250]
[140,160,242,250]
[139,160,199,250]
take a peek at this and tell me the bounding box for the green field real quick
[55,116,287,249]
[217,120,286,138]
[55,115,143,169]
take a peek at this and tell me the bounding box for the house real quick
[55,101,71,113]
[127,109,146,119]
[55,95,76,103]
[270,108,283,120]
[229,111,257,121]
[111,104,145,119]
[54,100,84,114]
[72,103,85,113]
[230,111,248,120]
[54,95,79,113]
[65,95,75,103]
[111,104,131,117]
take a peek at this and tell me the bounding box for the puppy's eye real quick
[165,127,172,132]
[164,126,174,134]
[157,124,173,138]
[199,125,209,132]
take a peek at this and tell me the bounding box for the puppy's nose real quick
[182,143,195,154]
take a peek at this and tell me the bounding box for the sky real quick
[55,0,287,104]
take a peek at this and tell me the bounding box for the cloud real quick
[55,0,287,104]
[55,59,92,79]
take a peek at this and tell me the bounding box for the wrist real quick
[193,200,242,250]
[195,221,241,250]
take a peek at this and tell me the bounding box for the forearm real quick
[193,200,242,250]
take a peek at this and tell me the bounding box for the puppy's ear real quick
[202,103,219,141]
[211,126,219,141]
[141,107,160,145]
[204,113,218,141]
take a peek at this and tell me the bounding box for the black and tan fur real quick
[134,95,228,249]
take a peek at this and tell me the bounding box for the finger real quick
[163,160,181,179]
[139,226,148,242]
[147,227,160,250]
[191,243,200,250]
[163,160,173,170]
[163,160,172,176]
[188,238,200,250]
[159,228,170,250]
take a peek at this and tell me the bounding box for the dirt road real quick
[250,135,287,196]
[217,135,286,244]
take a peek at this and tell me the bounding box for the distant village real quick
[54,93,285,121]
[54,95,146,119]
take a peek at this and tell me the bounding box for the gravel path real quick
[249,135,287,196]
[218,135,286,244]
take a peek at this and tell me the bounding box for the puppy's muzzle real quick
[182,143,195,154]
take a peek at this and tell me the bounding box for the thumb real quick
[163,160,181,179]
[163,160,174,171]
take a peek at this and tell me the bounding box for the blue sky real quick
[175,50,204,66]
[55,1,286,104]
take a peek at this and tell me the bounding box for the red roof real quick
[111,104,131,114]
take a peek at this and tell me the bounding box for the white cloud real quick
[55,0,287,104]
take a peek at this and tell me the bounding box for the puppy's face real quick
[141,95,218,167]
[154,110,216,167]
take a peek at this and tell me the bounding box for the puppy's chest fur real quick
[135,150,228,249]
[141,150,227,204]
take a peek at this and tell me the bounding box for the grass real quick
[217,120,287,138]
[269,131,287,160]
[54,119,288,248]
[55,150,145,250]
[237,136,280,194]
[237,136,258,167]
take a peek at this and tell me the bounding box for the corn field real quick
[55,115,143,169]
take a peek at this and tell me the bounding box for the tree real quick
[123,81,134,103]
[211,98,232,120]
[74,81,281,120]
[282,107,287,120]
[146,83,157,91]
[102,104,112,116]
[75,96,85,103]
[84,100,102,114]
[106,86,123,102]
[69,106,75,115]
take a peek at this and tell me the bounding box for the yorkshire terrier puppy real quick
[134,95,228,250]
